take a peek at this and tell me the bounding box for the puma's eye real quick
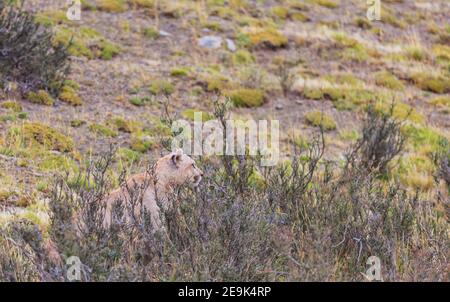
[192,163,196,168]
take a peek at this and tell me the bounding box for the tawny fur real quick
[103,150,203,230]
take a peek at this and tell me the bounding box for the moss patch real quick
[226,88,265,107]
[149,80,174,95]
[181,109,214,122]
[240,27,288,49]
[232,49,255,65]
[1,101,23,112]
[97,0,127,13]
[410,73,450,94]
[305,111,337,131]
[308,0,339,9]
[142,26,160,39]
[21,123,74,152]
[374,71,405,91]
[59,86,83,106]
[374,101,425,124]
[89,123,118,137]
[109,117,140,133]
[428,96,450,109]
[26,90,54,106]
[170,67,190,77]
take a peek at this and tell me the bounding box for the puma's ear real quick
[171,149,183,167]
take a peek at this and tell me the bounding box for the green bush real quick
[0,2,70,95]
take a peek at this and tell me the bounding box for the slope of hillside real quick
[0,0,449,281]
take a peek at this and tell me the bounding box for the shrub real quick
[44,122,447,281]
[345,105,405,175]
[0,2,70,95]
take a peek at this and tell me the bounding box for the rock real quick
[295,100,303,105]
[275,104,284,110]
[159,30,171,37]
[226,39,237,52]
[198,35,222,49]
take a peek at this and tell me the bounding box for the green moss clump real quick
[54,27,94,59]
[227,88,265,107]
[97,0,127,13]
[35,10,70,26]
[323,73,363,87]
[402,124,447,153]
[270,6,288,20]
[241,27,288,49]
[26,90,55,106]
[374,102,425,124]
[433,44,450,62]
[0,190,14,203]
[202,74,232,92]
[1,101,23,112]
[129,97,145,106]
[117,147,141,164]
[59,86,83,106]
[54,27,119,60]
[129,0,155,8]
[70,119,86,128]
[232,49,255,65]
[411,73,450,94]
[22,122,74,152]
[89,123,118,137]
[396,153,435,191]
[428,96,450,109]
[130,136,154,153]
[181,109,214,122]
[98,40,120,60]
[63,80,80,90]
[142,26,160,39]
[374,71,405,91]
[354,17,372,29]
[170,67,190,77]
[291,12,310,22]
[305,111,337,131]
[110,117,140,133]
[303,85,381,111]
[309,0,339,9]
[405,46,427,61]
[149,80,174,95]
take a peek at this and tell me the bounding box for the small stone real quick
[226,39,237,52]
[275,104,283,110]
[296,100,303,105]
[198,35,222,49]
[159,30,171,37]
